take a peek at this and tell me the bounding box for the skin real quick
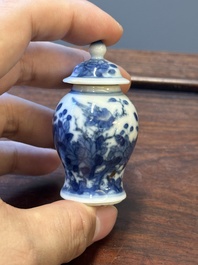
[0,0,131,264]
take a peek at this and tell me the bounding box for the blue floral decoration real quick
[53,96,138,197]
[71,59,119,78]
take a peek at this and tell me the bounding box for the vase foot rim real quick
[60,190,126,206]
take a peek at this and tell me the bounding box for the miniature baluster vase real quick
[53,41,138,205]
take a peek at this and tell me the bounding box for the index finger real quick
[0,0,123,78]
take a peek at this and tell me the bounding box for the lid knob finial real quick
[89,41,107,59]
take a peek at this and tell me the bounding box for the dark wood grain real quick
[107,50,198,91]
[0,49,198,264]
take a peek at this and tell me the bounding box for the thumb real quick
[25,200,117,264]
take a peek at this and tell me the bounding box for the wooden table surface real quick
[1,49,198,264]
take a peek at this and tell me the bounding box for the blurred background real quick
[89,0,198,53]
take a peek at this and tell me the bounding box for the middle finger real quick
[0,42,89,93]
[0,93,54,148]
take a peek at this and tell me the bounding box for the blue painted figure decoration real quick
[53,41,138,205]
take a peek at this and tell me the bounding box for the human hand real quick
[0,199,118,264]
[0,0,130,264]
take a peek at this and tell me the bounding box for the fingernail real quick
[93,206,118,242]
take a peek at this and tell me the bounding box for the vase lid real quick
[63,41,130,85]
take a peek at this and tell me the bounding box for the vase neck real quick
[71,85,121,93]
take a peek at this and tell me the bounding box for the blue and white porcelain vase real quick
[53,41,138,205]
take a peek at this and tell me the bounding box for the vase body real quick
[53,85,138,205]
